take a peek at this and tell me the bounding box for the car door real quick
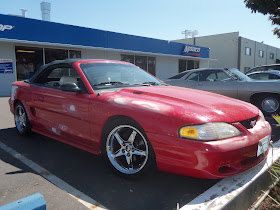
[30,64,92,146]
[194,69,238,99]
[183,72,199,89]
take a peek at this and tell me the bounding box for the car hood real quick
[106,85,259,124]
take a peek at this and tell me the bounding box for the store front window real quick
[15,46,43,80]
[15,46,81,80]
[121,54,156,76]
[135,55,148,71]
[179,59,199,73]
[69,50,81,59]
[45,48,68,64]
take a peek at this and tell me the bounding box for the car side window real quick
[199,70,230,82]
[185,72,199,81]
[249,73,265,80]
[268,74,280,80]
[34,66,87,92]
[215,71,230,81]
[250,73,280,80]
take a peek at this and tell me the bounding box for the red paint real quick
[9,60,271,178]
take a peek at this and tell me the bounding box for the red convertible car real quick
[9,59,271,179]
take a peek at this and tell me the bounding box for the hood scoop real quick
[133,91,143,95]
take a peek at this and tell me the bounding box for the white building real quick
[175,32,280,72]
[0,14,210,96]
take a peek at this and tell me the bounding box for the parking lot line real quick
[0,141,107,210]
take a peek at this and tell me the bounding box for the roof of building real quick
[0,14,209,59]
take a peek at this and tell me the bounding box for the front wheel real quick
[255,95,280,116]
[14,102,31,135]
[102,118,156,178]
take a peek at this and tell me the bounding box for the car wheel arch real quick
[100,115,157,177]
[101,115,146,142]
[250,92,280,104]
[14,99,21,108]
[14,100,32,135]
[14,99,32,119]
[250,92,280,116]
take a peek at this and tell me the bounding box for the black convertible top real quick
[28,59,112,83]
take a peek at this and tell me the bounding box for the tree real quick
[244,0,280,38]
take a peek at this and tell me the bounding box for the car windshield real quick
[227,68,251,81]
[80,62,162,90]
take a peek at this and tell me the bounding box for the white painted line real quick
[0,141,107,210]
[180,140,280,210]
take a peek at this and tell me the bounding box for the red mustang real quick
[9,59,271,179]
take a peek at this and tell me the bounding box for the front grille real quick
[239,116,258,129]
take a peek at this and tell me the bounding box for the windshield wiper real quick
[93,81,130,86]
[134,81,161,86]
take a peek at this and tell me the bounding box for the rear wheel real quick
[14,102,31,135]
[255,95,280,116]
[102,118,156,178]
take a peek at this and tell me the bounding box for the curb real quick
[180,140,280,210]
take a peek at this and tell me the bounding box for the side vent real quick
[30,107,36,116]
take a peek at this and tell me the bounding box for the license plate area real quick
[257,136,270,157]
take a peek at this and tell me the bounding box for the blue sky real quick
[1,0,279,48]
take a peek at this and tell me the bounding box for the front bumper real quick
[147,117,271,179]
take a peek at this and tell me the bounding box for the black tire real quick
[255,94,280,116]
[102,118,156,178]
[14,102,31,135]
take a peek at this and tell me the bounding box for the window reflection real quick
[15,46,81,80]
[45,48,68,64]
[121,54,156,76]
[16,46,43,80]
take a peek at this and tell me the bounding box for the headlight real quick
[179,122,241,141]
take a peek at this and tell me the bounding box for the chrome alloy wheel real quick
[15,104,27,133]
[261,97,279,113]
[106,125,149,174]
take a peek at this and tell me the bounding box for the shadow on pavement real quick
[0,127,218,210]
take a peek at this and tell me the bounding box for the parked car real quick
[165,68,280,116]
[9,60,271,179]
[245,64,280,75]
[247,70,280,80]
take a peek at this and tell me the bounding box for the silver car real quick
[164,68,280,116]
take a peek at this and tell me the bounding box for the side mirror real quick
[60,82,81,92]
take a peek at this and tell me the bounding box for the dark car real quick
[245,64,280,75]
[164,68,280,116]
[247,70,280,80]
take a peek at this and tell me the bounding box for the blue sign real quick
[0,59,13,73]
[0,14,210,59]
